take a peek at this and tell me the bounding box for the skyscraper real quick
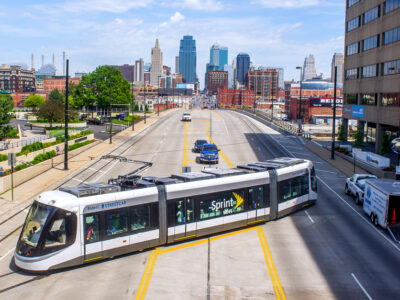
[236,53,250,86]
[209,43,228,71]
[331,53,344,84]
[150,39,163,87]
[179,35,197,83]
[303,55,317,81]
[135,58,144,83]
[175,56,179,74]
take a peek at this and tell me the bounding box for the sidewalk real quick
[0,108,178,223]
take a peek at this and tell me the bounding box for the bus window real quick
[85,214,100,244]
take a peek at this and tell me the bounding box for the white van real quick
[363,179,400,243]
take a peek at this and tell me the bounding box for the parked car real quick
[345,174,377,205]
[193,139,208,153]
[182,113,191,121]
[199,143,219,164]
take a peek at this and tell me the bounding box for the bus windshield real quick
[19,201,54,247]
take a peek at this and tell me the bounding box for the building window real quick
[381,93,400,106]
[364,6,380,24]
[345,68,358,80]
[382,59,400,75]
[348,0,359,7]
[363,35,379,51]
[347,16,361,32]
[346,42,360,56]
[385,0,400,14]
[383,26,400,45]
[361,64,378,78]
[346,94,358,105]
[361,94,377,105]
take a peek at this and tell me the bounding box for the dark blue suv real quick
[199,144,219,164]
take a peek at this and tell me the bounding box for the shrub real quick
[0,154,7,162]
[56,130,93,142]
[15,163,29,171]
[68,140,94,151]
[32,150,56,165]
[354,123,364,148]
[18,142,44,156]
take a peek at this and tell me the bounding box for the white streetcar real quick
[15,158,317,272]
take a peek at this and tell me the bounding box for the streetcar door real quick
[248,187,265,222]
[83,213,102,261]
[171,198,196,241]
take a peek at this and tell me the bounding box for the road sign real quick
[8,153,16,166]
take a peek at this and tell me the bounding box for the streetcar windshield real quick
[19,201,54,247]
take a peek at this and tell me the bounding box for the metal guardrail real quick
[0,134,52,150]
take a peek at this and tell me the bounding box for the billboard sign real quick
[309,98,343,107]
[351,105,364,118]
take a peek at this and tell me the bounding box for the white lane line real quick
[305,210,315,224]
[258,121,400,253]
[297,137,305,145]
[290,151,311,156]
[318,178,400,252]
[0,248,14,262]
[351,273,373,300]
[312,140,323,147]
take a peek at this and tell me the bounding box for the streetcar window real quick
[198,193,223,220]
[45,218,66,248]
[130,205,151,231]
[175,199,185,224]
[221,189,245,215]
[106,210,128,236]
[85,214,100,243]
[311,167,317,192]
[278,174,309,202]
[19,201,53,247]
[249,186,266,209]
[186,198,195,223]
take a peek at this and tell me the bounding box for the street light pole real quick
[109,66,113,144]
[331,66,338,160]
[131,85,135,131]
[296,66,303,134]
[157,75,160,116]
[144,84,147,124]
[64,59,69,170]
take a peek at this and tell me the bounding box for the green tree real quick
[37,100,64,129]
[74,65,131,109]
[354,123,364,148]
[48,89,64,102]
[380,132,392,155]
[134,104,139,111]
[338,124,347,142]
[0,94,15,139]
[24,94,45,110]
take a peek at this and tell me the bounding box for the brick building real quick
[12,92,48,107]
[114,64,135,83]
[246,68,278,100]
[43,77,81,93]
[218,87,254,108]
[0,64,35,93]
[285,81,343,123]
[208,71,228,95]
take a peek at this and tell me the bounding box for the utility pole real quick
[109,66,113,144]
[64,59,69,170]
[296,66,303,134]
[331,66,338,160]
[158,76,160,116]
[131,85,135,131]
[144,84,147,124]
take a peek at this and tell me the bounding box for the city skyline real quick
[0,0,345,87]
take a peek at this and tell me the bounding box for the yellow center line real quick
[135,249,156,300]
[213,111,224,119]
[140,248,159,300]
[257,227,280,299]
[206,120,234,168]
[259,227,286,300]
[180,121,189,173]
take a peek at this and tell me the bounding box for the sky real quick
[0,0,345,87]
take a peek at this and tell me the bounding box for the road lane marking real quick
[140,248,159,300]
[181,121,189,173]
[207,120,234,168]
[258,227,286,300]
[305,210,315,224]
[315,169,337,174]
[257,227,280,299]
[135,249,156,300]
[214,111,224,120]
[351,273,373,300]
[0,248,14,262]
[253,118,400,253]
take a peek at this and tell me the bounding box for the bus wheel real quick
[374,216,379,227]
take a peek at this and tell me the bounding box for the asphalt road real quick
[0,109,399,299]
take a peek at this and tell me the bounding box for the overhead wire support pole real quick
[131,85,135,131]
[109,66,113,144]
[64,59,69,170]
[331,66,338,160]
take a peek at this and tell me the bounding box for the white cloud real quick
[35,0,153,14]
[162,0,223,11]
[253,0,319,8]
[170,12,185,23]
